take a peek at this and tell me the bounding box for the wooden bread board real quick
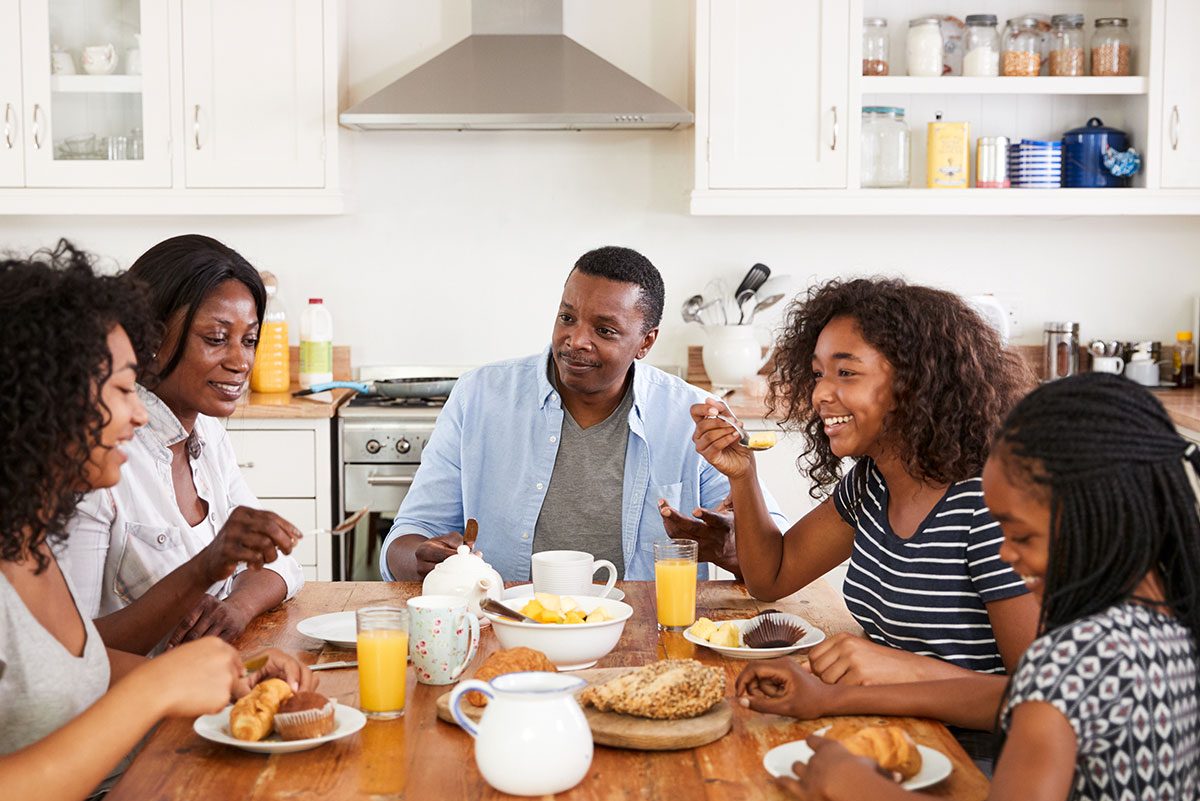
[435,666,733,751]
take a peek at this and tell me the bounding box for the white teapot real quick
[421,545,503,617]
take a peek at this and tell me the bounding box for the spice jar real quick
[1091,18,1132,76]
[907,17,943,77]
[1002,17,1043,76]
[1048,14,1086,76]
[963,14,1000,76]
[863,17,889,76]
[860,107,911,188]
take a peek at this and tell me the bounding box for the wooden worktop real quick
[225,385,357,420]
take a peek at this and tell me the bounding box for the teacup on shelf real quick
[81,44,117,75]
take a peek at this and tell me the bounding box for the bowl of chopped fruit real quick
[483,592,634,670]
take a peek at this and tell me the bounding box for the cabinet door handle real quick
[1171,105,1180,151]
[32,104,43,150]
[237,461,255,469]
[3,104,13,149]
[193,104,202,150]
[830,106,838,151]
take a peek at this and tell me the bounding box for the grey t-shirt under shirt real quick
[533,366,634,577]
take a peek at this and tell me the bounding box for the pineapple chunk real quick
[564,610,587,625]
[688,617,719,641]
[711,622,742,647]
[585,607,613,623]
[559,595,579,613]
[534,592,562,612]
[519,599,545,620]
[537,608,566,624]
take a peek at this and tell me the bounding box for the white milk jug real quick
[702,325,773,393]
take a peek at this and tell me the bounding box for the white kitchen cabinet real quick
[703,0,849,189]
[225,419,335,582]
[181,0,326,189]
[1160,0,1200,187]
[0,0,24,187]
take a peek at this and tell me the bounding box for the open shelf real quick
[51,75,143,94]
[861,76,1149,95]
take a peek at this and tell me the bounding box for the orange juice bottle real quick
[250,273,289,393]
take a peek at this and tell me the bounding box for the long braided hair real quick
[996,373,1200,647]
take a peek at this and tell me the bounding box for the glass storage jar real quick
[1091,18,1132,76]
[963,14,1000,76]
[1002,16,1043,76]
[863,17,889,75]
[1048,14,1086,76]
[861,106,911,188]
[907,17,943,77]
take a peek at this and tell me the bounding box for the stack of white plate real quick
[1008,139,1062,188]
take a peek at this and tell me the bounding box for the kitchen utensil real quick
[479,597,541,624]
[697,298,726,327]
[242,653,269,673]
[744,292,784,324]
[463,517,479,550]
[681,294,704,325]
[294,377,457,399]
[732,263,771,299]
[483,591,633,669]
[1062,117,1140,188]
[1043,321,1080,381]
[1091,355,1125,374]
[436,666,733,751]
[310,660,357,671]
[702,325,773,393]
[735,289,756,324]
[423,546,504,619]
[704,278,733,325]
[706,411,751,448]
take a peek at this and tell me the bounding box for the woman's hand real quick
[776,736,897,801]
[735,658,841,719]
[807,634,940,686]
[690,402,755,480]
[236,647,318,697]
[658,495,739,575]
[139,637,242,718]
[198,506,301,586]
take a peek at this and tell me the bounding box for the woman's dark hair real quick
[572,246,665,333]
[0,241,157,572]
[768,278,1035,496]
[995,372,1200,647]
[127,234,265,384]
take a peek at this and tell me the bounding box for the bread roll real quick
[466,648,556,707]
[229,678,294,741]
[828,724,923,781]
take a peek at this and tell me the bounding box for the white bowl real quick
[484,591,633,670]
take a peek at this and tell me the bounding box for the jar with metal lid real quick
[1002,16,1043,77]
[963,15,1000,76]
[907,17,943,77]
[1091,18,1132,76]
[1048,14,1086,76]
[860,107,911,188]
[863,17,889,75]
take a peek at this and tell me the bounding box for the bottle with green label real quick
[299,298,333,389]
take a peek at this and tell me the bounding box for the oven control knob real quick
[365,439,382,454]
[395,437,411,454]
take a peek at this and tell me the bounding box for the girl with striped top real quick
[692,278,1039,686]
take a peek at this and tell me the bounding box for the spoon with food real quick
[703,404,777,451]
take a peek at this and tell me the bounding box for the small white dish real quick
[503,583,626,603]
[296,611,357,649]
[763,727,953,791]
[193,702,366,754]
[683,616,825,659]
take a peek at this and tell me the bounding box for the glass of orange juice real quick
[654,540,698,631]
[356,606,409,719]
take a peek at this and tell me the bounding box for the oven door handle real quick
[366,474,415,487]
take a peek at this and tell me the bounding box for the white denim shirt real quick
[59,386,304,619]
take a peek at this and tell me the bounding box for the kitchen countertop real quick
[225,385,357,420]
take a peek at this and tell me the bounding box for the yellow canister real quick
[927,116,970,188]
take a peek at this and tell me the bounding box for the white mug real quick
[531,550,617,598]
[1124,359,1161,387]
[81,44,117,75]
[1092,355,1125,375]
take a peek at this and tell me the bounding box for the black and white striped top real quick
[834,457,1028,674]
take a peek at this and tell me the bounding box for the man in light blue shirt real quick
[381,247,787,582]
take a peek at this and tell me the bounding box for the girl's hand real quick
[689,402,753,480]
[777,736,896,801]
[734,658,840,719]
[140,637,242,718]
[807,634,934,686]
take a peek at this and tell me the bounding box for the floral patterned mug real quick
[407,594,481,686]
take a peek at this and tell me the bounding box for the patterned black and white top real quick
[833,457,1028,674]
[1001,603,1199,801]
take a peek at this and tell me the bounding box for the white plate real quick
[503,584,626,603]
[297,611,357,649]
[763,727,953,791]
[193,702,366,754]
[683,616,825,659]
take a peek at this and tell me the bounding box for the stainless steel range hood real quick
[339,1,693,131]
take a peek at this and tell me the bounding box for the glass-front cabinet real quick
[18,0,169,186]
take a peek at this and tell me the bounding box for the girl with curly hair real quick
[692,278,1039,689]
[739,374,1199,801]
[0,243,313,800]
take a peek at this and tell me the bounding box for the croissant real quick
[230,678,294,741]
[828,724,923,782]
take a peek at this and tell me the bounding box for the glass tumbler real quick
[356,606,409,719]
[654,540,698,631]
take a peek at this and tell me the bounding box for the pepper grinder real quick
[1043,322,1080,381]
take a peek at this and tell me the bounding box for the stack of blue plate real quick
[1007,140,1062,188]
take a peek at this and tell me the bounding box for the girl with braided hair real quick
[737,373,1199,800]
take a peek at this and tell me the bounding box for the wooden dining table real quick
[107,580,989,801]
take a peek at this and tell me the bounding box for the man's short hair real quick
[571,246,665,333]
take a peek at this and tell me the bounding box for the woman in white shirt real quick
[61,235,305,654]
[0,243,313,800]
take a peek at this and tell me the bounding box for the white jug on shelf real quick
[702,325,773,393]
[126,34,142,75]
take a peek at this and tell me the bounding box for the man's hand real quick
[198,506,300,586]
[807,633,935,686]
[167,594,253,646]
[734,658,841,719]
[414,532,467,579]
[658,496,740,576]
[235,647,318,697]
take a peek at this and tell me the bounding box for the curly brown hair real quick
[767,278,1034,498]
